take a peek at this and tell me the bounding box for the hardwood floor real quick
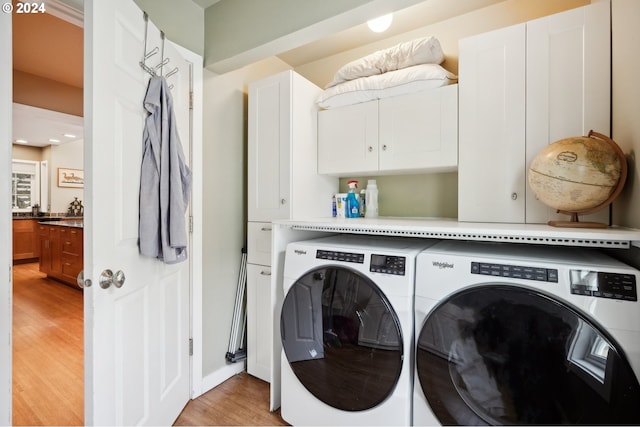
[174,373,288,426]
[12,262,287,426]
[12,262,84,426]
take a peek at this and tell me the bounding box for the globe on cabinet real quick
[528,130,627,228]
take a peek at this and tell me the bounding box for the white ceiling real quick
[12,103,83,148]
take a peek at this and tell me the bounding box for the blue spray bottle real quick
[346,180,360,218]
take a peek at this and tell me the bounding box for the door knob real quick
[99,269,126,289]
[77,270,91,288]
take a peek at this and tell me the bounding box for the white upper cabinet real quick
[458,24,526,223]
[458,1,611,223]
[525,1,611,224]
[248,70,337,222]
[318,84,458,176]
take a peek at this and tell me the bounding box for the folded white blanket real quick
[317,63,457,109]
[326,36,445,88]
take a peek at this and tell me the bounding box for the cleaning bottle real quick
[365,179,378,218]
[346,180,360,218]
[359,189,366,217]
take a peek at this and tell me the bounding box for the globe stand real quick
[548,212,608,229]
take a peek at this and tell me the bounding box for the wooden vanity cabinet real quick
[39,224,83,287]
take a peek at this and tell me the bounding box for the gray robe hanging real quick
[139,76,192,264]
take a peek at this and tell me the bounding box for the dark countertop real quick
[13,215,83,221]
[38,219,84,228]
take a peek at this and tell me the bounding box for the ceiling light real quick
[64,133,77,138]
[367,13,393,33]
[49,138,61,143]
[15,139,28,144]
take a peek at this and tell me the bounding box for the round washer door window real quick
[281,266,403,411]
[416,285,640,425]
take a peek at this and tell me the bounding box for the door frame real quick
[169,39,205,399]
[0,11,12,425]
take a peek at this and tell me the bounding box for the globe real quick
[528,130,627,227]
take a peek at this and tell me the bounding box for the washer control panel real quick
[316,250,406,275]
[570,270,637,301]
[370,254,406,275]
[316,250,364,264]
[471,262,559,283]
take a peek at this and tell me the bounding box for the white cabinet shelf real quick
[318,85,458,176]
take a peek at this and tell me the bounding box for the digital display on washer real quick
[570,270,637,301]
[370,254,406,275]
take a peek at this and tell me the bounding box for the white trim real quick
[165,39,205,400]
[42,0,84,27]
[0,10,12,425]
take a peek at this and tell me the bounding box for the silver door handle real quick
[99,269,126,289]
[77,270,91,288]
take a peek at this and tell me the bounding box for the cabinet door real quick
[458,23,526,223]
[248,73,291,221]
[317,100,378,176]
[12,219,38,260]
[379,85,458,173]
[525,1,610,224]
[246,263,272,383]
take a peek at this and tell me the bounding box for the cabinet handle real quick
[281,198,286,205]
[382,144,388,151]
[260,227,272,231]
[511,192,518,200]
[368,146,373,152]
[260,270,271,276]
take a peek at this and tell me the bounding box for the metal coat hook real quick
[138,12,179,80]
[140,12,158,76]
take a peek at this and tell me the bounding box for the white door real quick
[85,0,192,424]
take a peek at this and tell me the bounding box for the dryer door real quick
[281,266,403,411]
[416,285,640,425]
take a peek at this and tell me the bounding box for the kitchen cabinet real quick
[246,70,337,382]
[12,219,39,262]
[39,223,83,287]
[317,84,458,176]
[458,1,610,223]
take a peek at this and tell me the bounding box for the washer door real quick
[281,266,403,411]
[416,285,640,425]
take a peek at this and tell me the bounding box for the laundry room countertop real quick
[273,217,640,249]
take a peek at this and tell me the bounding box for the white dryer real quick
[281,234,438,426]
[413,240,640,425]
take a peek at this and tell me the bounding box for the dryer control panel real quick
[370,254,406,276]
[570,270,637,301]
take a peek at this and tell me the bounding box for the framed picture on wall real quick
[58,168,84,188]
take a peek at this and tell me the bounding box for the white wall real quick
[201,57,290,377]
[49,140,84,214]
[612,0,640,228]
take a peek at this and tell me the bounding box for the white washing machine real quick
[413,240,640,425]
[281,234,438,426]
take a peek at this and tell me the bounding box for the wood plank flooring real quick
[12,262,287,426]
[12,262,84,426]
